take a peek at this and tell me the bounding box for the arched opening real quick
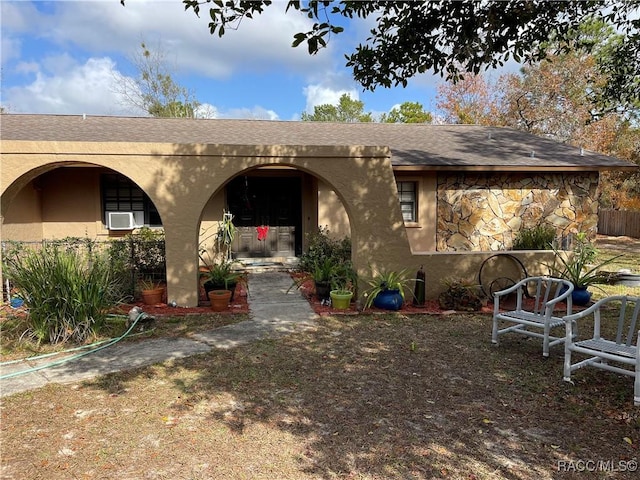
[198,165,352,265]
[2,164,167,302]
[2,164,164,242]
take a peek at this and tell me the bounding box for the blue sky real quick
[1,0,448,120]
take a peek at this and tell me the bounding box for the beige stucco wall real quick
[318,180,350,239]
[0,140,595,306]
[2,179,43,241]
[199,191,227,264]
[400,249,558,301]
[318,172,438,253]
[396,172,437,252]
[2,141,413,306]
[40,168,104,239]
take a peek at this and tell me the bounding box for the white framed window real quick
[396,181,417,223]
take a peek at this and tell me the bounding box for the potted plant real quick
[329,262,358,309]
[313,258,338,301]
[548,233,623,306]
[140,277,165,305]
[208,288,232,311]
[363,267,417,311]
[329,287,354,309]
[202,261,241,301]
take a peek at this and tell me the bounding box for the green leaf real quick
[292,33,306,48]
[308,37,318,55]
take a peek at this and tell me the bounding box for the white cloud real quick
[303,84,360,112]
[14,61,39,75]
[0,1,378,118]
[26,0,331,79]
[1,36,21,66]
[3,57,145,115]
[218,106,279,120]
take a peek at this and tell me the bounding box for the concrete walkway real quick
[0,271,318,397]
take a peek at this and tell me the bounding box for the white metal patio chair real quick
[492,276,574,357]
[563,295,640,406]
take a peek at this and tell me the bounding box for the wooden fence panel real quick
[598,209,640,238]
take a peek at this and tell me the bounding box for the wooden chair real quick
[492,276,574,357]
[563,295,640,406]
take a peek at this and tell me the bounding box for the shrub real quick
[438,278,482,311]
[4,244,122,344]
[107,228,166,298]
[298,226,351,273]
[513,225,556,250]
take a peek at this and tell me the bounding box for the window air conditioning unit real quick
[107,212,135,230]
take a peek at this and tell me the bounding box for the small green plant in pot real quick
[139,277,165,305]
[202,261,241,300]
[313,258,338,301]
[329,262,357,309]
[329,288,353,309]
[363,267,416,311]
[287,258,335,299]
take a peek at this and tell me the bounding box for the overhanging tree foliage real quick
[158,0,638,108]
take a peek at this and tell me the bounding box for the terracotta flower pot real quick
[142,287,164,305]
[208,289,232,311]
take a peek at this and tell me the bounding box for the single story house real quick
[1,114,636,306]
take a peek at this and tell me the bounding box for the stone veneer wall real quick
[437,172,599,251]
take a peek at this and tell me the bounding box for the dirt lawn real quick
[1,237,639,479]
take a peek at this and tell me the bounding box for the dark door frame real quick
[227,174,303,258]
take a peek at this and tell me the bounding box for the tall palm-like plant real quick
[5,245,120,344]
[549,233,622,288]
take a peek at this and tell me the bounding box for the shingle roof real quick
[1,113,635,170]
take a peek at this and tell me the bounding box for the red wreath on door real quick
[257,225,269,241]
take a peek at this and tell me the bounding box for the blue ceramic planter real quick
[373,289,404,311]
[571,287,592,306]
[560,285,592,307]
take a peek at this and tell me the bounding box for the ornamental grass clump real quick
[5,244,121,344]
[513,225,556,250]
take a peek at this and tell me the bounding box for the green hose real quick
[0,311,148,380]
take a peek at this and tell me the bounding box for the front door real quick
[227,175,302,258]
